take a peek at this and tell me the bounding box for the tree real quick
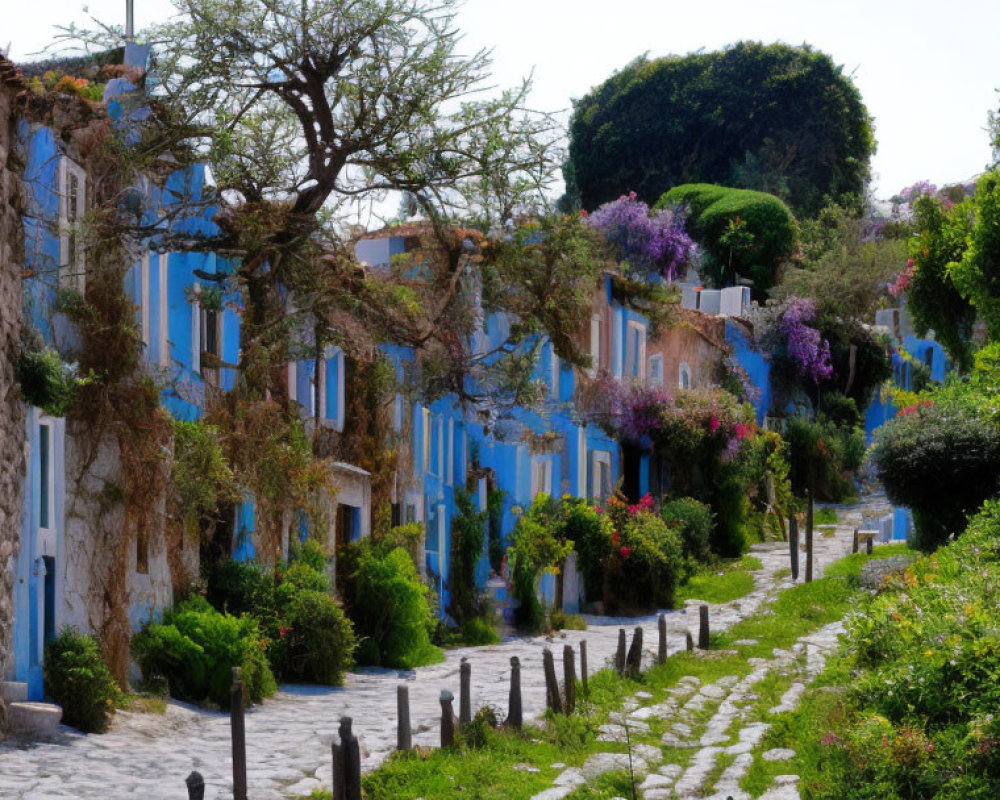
[657,183,797,293]
[124,0,581,410]
[906,195,977,372]
[948,172,1000,340]
[566,42,875,218]
[777,203,906,322]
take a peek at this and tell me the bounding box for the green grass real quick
[676,555,761,605]
[307,545,913,800]
[813,507,840,526]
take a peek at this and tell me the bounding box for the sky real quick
[5,0,999,200]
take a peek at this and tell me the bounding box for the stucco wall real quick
[0,64,26,729]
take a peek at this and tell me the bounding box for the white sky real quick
[5,0,999,200]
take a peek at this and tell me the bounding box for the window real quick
[421,408,432,474]
[679,362,691,391]
[531,456,553,498]
[324,349,346,431]
[138,254,150,350]
[199,305,221,385]
[589,314,604,376]
[551,347,560,399]
[625,321,646,381]
[158,254,169,367]
[590,450,613,503]
[648,354,664,388]
[287,361,297,404]
[38,423,52,530]
[446,419,455,486]
[58,157,87,293]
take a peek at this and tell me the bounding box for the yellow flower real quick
[923,649,935,658]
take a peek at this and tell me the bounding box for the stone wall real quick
[0,58,26,732]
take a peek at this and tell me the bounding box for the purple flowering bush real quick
[586,192,697,281]
[754,298,833,402]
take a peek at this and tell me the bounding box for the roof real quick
[17,48,124,80]
[0,54,25,91]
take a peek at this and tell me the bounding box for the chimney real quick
[125,0,135,43]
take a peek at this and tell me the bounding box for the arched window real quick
[679,362,691,390]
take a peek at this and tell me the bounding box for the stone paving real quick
[0,508,864,799]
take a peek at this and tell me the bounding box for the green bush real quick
[561,498,613,603]
[132,597,276,707]
[658,183,798,293]
[602,498,684,614]
[448,489,487,626]
[459,616,500,646]
[871,400,1000,551]
[44,628,120,733]
[351,547,443,668]
[507,495,573,632]
[661,496,714,567]
[281,590,355,684]
[15,346,79,417]
[785,416,863,504]
[820,502,1000,798]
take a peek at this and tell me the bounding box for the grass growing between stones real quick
[308,544,909,800]
[676,555,762,605]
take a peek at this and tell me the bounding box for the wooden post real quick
[852,526,859,554]
[340,717,362,800]
[185,771,205,800]
[866,534,874,555]
[440,690,456,748]
[615,628,627,676]
[805,489,814,583]
[579,640,589,695]
[397,684,412,751]
[626,626,643,677]
[230,667,247,800]
[789,515,799,581]
[657,614,667,665]
[698,604,710,650]
[542,647,563,713]
[508,656,522,730]
[685,630,694,651]
[459,657,472,726]
[563,645,576,714]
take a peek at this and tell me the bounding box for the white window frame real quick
[287,361,298,404]
[531,456,553,498]
[422,408,432,474]
[679,361,692,391]
[648,354,664,388]
[551,347,560,399]
[446,418,455,486]
[589,315,602,377]
[158,254,169,367]
[590,450,612,503]
[139,253,150,350]
[625,321,646,381]
[198,303,222,385]
[58,157,87,294]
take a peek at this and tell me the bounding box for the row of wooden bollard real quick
[187,608,716,800]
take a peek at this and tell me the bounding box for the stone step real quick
[2,681,28,704]
[7,701,62,739]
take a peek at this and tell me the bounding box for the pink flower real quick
[628,504,641,515]
[594,506,603,514]
[734,422,754,440]
[620,546,631,558]
[279,627,288,638]
[640,493,654,508]
[709,416,720,432]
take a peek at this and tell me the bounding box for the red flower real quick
[612,531,620,547]
[620,546,631,558]
[279,627,289,638]
[640,493,654,508]
[709,416,720,432]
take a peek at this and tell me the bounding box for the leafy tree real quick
[658,184,797,293]
[872,397,1000,551]
[778,203,906,321]
[567,42,874,217]
[906,196,977,372]
[948,172,1000,340]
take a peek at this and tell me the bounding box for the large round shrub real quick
[871,402,1000,551]
[44,628,120,733]
[603,503,684,614]
[351,547,442,668]
[132,597,276,707]
[661,497,714,566]
[658,183,798,292]
[282,590,355,685]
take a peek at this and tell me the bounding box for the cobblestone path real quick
[0,508,867,799]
